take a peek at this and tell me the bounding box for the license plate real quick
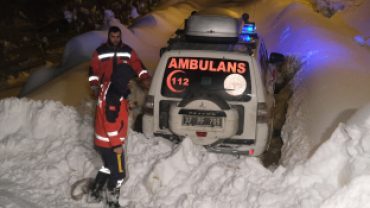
[182,116,222,127]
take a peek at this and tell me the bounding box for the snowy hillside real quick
[1,0,370,207]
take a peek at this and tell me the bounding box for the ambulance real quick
[142,12,284,156]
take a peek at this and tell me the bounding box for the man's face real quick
[109,32,121,46]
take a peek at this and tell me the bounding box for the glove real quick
[142,76,152,87]
[128,100,139,110]
[92,87,101,97]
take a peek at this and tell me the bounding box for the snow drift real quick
[2,98,370,207]
[256,2,370,168]
[0,98,98,208]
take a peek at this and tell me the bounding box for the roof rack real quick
[164,36,256,56]
[168,37,257,49]
[160,13,260,56]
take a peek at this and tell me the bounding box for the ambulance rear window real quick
[161,57,251,102]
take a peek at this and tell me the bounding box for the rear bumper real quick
[153,133,182,143]
[205,147,253,155]
[194,123,269,156]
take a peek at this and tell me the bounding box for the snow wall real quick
[251,1,370,167]
[2,97,370,207]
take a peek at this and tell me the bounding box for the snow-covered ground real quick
[2,97,370,207]
[1,0,370,207]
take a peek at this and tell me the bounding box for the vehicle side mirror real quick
[269,53,284,64]
[160,47,167,57]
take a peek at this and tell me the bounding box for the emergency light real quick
[240,34,251,42]
[241,23,256,34]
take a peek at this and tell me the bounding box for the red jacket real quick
[95,83,129,148]
[89,42,150,89]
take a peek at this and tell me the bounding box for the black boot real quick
[105,181,122,208]
[87,171,109,203]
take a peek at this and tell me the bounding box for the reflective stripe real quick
[96,133,125,142]
[116,179,124,188]
[99,166,111,174]
[98,53,115,59]
[89,76,99,81]
[117,154,124,173]
[104,83,111,101]
[95,133,109,142]
[138,70,147,78]
[108,131,118,137]
[116,52,131,58]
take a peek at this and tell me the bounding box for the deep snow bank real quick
[0,98,99,208]
[135,101,370,208]
[124,102,370,208]
[258,2,370,168]
[2,98,370,207]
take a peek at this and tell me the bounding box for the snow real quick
[0,98,97,207]
[3,0,370,207]
[354,35,366,46]
[257,1,370,167]
[129,7,140,19]
[2,97,370,207]
[103,10,115,24]
[311,0,357,17]
[338,0,370,40]
[64,11,77,23]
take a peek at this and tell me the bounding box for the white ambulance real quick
[142,13,284,156]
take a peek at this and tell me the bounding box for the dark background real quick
[0,0,160,91]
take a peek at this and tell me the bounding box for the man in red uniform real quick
[87,26,152,208]
[89,26,152,97]
[88,63,136,208]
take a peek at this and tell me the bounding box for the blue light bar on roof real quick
[242,23,256,33]
[240,35,251,42]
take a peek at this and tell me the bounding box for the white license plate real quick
[182,116,222,127]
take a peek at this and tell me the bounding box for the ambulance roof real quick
[166,33,259,56]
